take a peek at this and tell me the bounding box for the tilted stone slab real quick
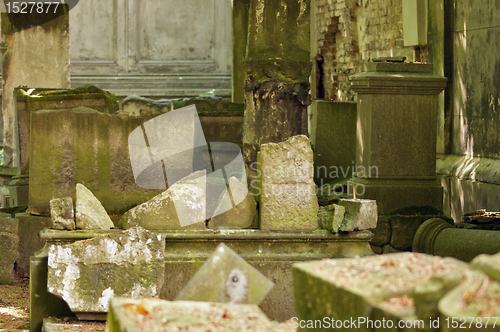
[337,198,377,231]
[175,243,274,305]
[258,135,318,231]
[208,176,257,229]
[47,227,164,314]
[75,184,114,230]
[107,298,294,332]
[119,171,206,230]
[50,197,75,230]
[317,204,345,233]
[0,232,19,284]
[293,253,468,331]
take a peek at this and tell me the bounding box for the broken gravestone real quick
[175,243,274,305]
[119,171,206,230]
[47,227,164,315]
[337,198,377,231]
[107,298,294,332]
[258,135,318,231]
[208,176,257,229]
[317,204,345,233]
[75,184,114,230]
[50,197,75,230]
[0,217,19,285]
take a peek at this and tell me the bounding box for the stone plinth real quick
[349,63,447,214]
[1,10,70,168]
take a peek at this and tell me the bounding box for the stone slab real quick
[107,298,294,332]
[175,243,274,305]
[293,253,467,331]
[47,227,164,314]
[0,232,18,284]
[75,183,114,230]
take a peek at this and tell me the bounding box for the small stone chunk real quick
[50,197,75,230]
[175,243,274,305]
[108,298,294,332]
[317,204,345,233]
[208,177,257,229]
[337,198,377,231]
[75,183,114,230]
[47,226,164,313]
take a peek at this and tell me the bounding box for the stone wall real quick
[312,0,421,101]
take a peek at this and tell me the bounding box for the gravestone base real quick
[350,178,443,215]
[31,228,374,329]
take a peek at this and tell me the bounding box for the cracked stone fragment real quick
[50,197,75,230]
[119,171,206,230]
[337,198,377,231]
[317,204,345,233]
[175,243,273,305]
[47,226,165,314]
[75,183,114,230]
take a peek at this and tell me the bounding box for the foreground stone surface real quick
[75,184,114,230]
[258,135,318,231]
[293,253,468,331]
[470,252,500,283]
[208,177,257,229]
[107,298,294,332]
[337,198,377,231]
[47,227,164,313]
[120,171,206,230]
[175,243,274,305]
[50,197,75,230]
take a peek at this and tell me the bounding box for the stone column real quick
[242,0,311,167]
[1,8,70,167]
[349,63,447,214]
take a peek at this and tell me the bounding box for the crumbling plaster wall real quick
[313,0,419,101]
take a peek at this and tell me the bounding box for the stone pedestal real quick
[242,0,311,166]
[349,63,447,214]
[1,9,70,168]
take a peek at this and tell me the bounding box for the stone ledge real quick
[437,154,500,186]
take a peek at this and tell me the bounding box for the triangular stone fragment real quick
[175,243,273,305]
[75,184,114,230]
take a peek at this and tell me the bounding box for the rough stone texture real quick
[470,253,500,283]
[370,217,390,247]
[293,253,468,331]
[175,243,274,305]
[16,214,50,274]
[1,11,70,167]
[0,216,19,234]
[47,227,165,313]
[381,244,402,254]
[208,177,257,229]
[337,199,377,232]
[309,101,357,185]
[0,229,18,284]
[119,171,206,230]
[317,204,345,233]
[390,216,429,251]
[107,298,294,332]
[258,135,318,231]
[75,184,114,230]
[50,197,75,230]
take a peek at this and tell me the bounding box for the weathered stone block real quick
[293,253,467,332]
[390,216,427,251]
[0,232,19,284]
[75,184,114,230]
[317,204,345,233]
[119,171,206,230]
[208,177,257,229]
[0,217,19,234]
[47,227,164,313]
[370,216,391,246]
[258,135,318,231]
[337,198,377,231]
[107,298,293,332]
[175,243,274,305]
[50,197,75,230]
[470,252,500,283]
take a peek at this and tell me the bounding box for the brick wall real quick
[315,0,422,101]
